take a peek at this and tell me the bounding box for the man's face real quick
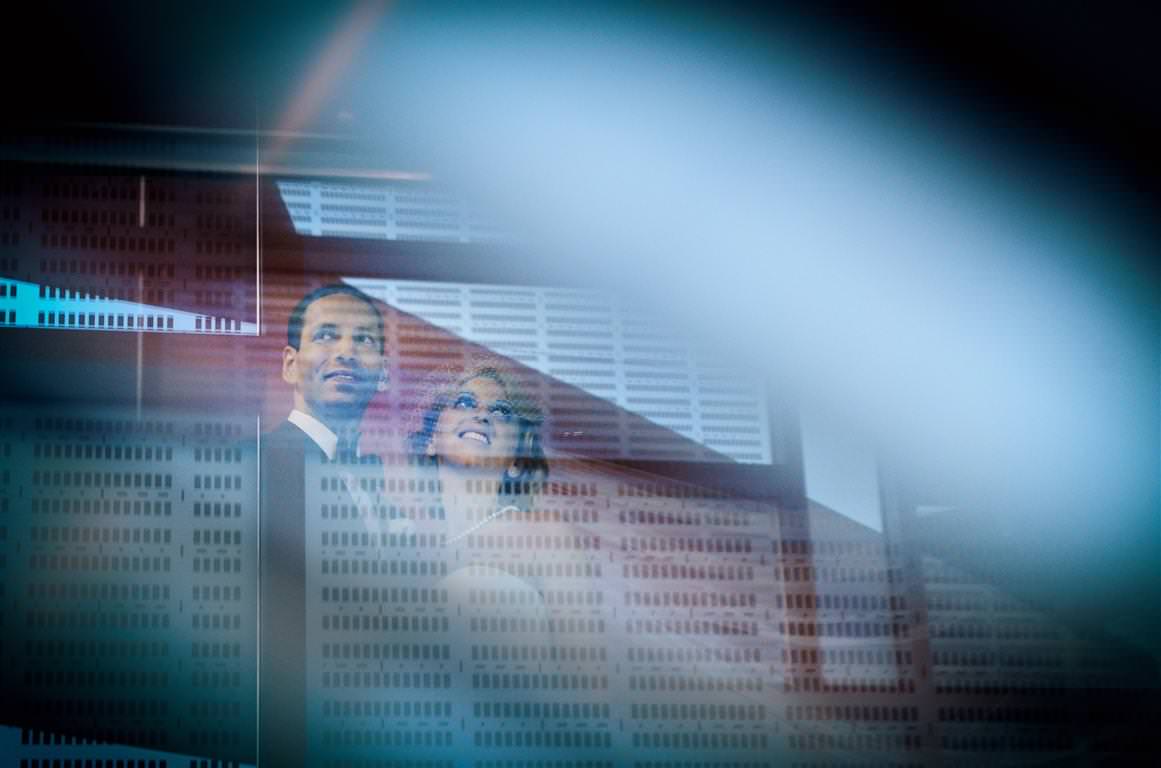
[282,293,384,425]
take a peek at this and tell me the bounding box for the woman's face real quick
[428,375,520,471]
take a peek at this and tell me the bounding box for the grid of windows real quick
[0,409,257,765]
[0,170,257,336]
[0,419,1146,765]
[347,277,774,465]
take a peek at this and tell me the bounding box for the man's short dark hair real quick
[286,284,385,352]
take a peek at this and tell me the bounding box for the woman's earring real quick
[425,440,436,458]
[505,464,521,479]
[376,371,389,392]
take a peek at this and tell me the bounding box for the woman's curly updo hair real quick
[408,356,548,485]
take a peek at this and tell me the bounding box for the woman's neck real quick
[436,463,503,538]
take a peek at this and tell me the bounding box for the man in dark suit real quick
[260,284,386,766]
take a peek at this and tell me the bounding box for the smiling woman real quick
[409,356,548,542]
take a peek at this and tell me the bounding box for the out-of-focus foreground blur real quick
[1,3,1156,766]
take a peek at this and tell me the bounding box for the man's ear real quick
[281,346,299,386]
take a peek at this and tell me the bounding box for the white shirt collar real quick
[287,409,338,461]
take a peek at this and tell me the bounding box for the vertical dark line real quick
[258,427,307,767]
